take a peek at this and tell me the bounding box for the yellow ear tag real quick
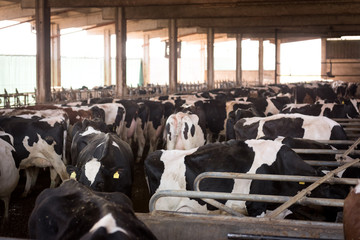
[113,171,120,179]
[70,172,76,179]
[342,101,345,104]
[299,182,305,185]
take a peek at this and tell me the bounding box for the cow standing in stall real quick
[145,139,347,221]
[0,110,69,197]
[68,125,134,197]
[0,131,19,220]
[234,113,348,141]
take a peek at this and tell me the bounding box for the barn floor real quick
[0,160,151,239]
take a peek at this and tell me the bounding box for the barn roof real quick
[1,0,360,41]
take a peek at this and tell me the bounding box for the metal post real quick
[104,28,112,87]
[115,7,127,98]
[36,0,51,103]
[207,28,214,90]
[236,34,243,87]
[169,19,178,93]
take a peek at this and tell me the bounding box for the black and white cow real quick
[135,100,166,161]
[164,111,206,150]
[0,131,19,219]
[68,126,134,197]
[281,99,360,119]
[0,112,69,197]
[28,179,157,240]
[234,113,348,141]
[145,139,347,221]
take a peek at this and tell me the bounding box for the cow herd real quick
[1,80,360,239]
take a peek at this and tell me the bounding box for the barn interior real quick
[1,0,360,103]
[1,1,360,240]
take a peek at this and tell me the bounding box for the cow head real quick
[69,133,134,197]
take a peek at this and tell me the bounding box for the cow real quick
[67,126,134,197]
[69,119,108,166]
[163,111,206,150]
[0,131,19,220]
[0,113,69,197]
[281,100,360,119]
[343,181,360,240]
[234,113,348,141]
[144,139,347,221]
[134,100,166,161]
[28,179,158,240]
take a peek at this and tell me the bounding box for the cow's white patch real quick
[112,142,120,149]
[226,139,283,212]
[84,158,101,186]
[282,104,309,112]
[21,134,61,169]
[355,181,360,194]
[89,213,128,235]
[320,103,335,116]
[156,148,209,213]
[80,127,102,136]
[264,98,280,116]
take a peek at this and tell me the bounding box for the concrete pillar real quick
[36,0,51,103]
[51,23,61,88]
[200,40,206,83]
[275,31,281,84]
[104,28,112,86]
[236,34,243,87]
[258,38,264,85]
[207,28,214,90]
[321,38,327,80]
[169,19,178,93]
[143,34,150,86]
[115,7,127,98]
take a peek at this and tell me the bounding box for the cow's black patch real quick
[234,119,259,140]
[190,124,195,137]
[262,117,304,138]
[183,122,189,140]
[166,123,171,141]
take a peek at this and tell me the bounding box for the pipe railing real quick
[193,172,358,192]
[149,190,344,215]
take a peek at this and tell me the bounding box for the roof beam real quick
[51,10,109,29]
[177,15,360,29]
[0,3,34,20]
[44,0,360,8]
[124,3,360,19]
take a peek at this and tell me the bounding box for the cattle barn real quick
[2,1,360,240]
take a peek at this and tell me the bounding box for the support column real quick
[321,38,327,80]
[143,34,150,86]
[51,23,61,88]
[200,40,206,83]
[207,28,214,90]
[236,34,243,87]
[104,28,112,86]
[36,0,51,103]
[115,7,127,98]
[258,38,264,85]
[169,19,178,93]
[275,30,281,84]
